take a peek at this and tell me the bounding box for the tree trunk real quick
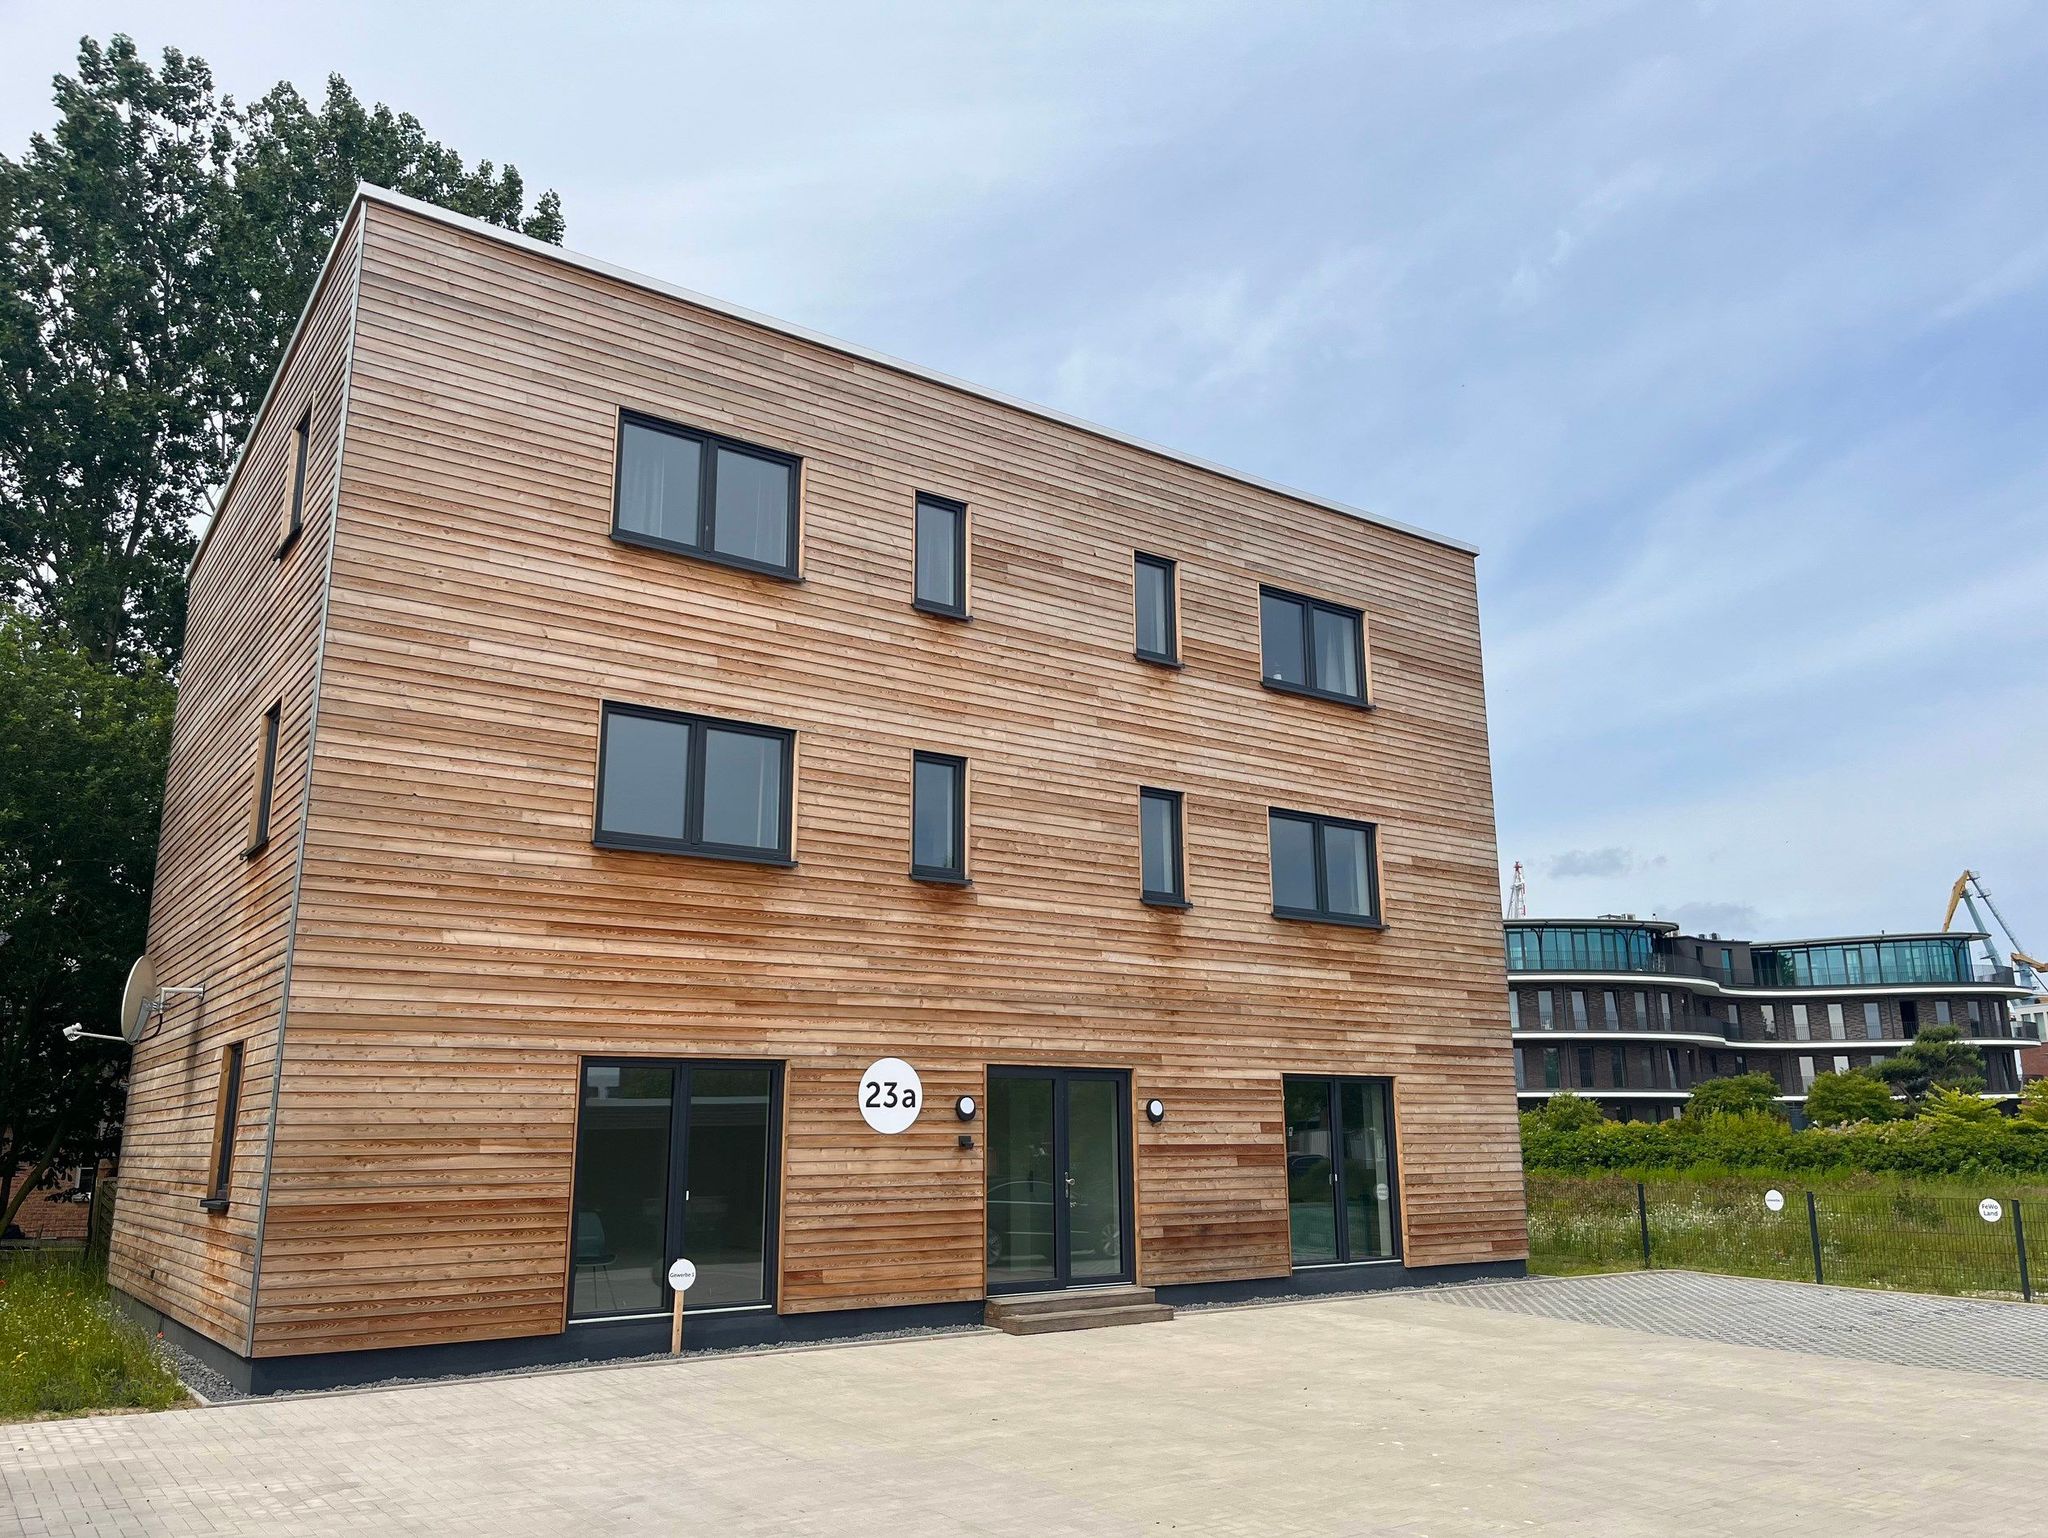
[0,1121,71,1236]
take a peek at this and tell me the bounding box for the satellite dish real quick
[119,955,157,1043]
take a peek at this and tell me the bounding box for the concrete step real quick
[992,1302,1175,1336]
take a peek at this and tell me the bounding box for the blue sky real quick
[6,1,2045,949]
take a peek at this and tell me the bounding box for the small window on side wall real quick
[1268,809,1381,927]
[202,1041,244,1211]
[1134,554,1178,665]
[910,752,967,882]
[1259,587,1366,705]
[593,702,794,864]
[614,410,800,578]
[248,701,282,855]
[1139,787,1186,906]
[913,494,968,618]
[280,408,311,555]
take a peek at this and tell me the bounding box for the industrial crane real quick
[1942,870,2047,994]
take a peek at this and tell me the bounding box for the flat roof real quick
[192,184,1480,578]
[1508,917,1680,933]
[1753,932,1986,948]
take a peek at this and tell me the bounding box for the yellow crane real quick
[1942,870,2047,994]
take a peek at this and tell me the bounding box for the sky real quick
[5,0,2045,949]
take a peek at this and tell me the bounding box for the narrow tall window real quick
[1792,1003,1811,1040]
[1542,1049,1561,1089]
[1537,990,1555,1029]
[913,494,968,617]
[1827,1003,1845,1040]
[613,410,800,578]
[1133,553,1178,665]
[1602,991,1620,1029]
[1633,990,1649,1025]
[910,752,967,881]
[593,702,793,863]
[1259,587,1366,705]
[1611,1047,1628,1087]
[1569,990,1588,1028]
[281,408,311,553]
[1267,809,1380,925]
[1509,993,1523,1031]
[1138,787,1185,906]
[249,701,282,853]
[1863,1001,1882,1038]
[203,1042,245,1210]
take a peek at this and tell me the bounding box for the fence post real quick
[1637,1181,1651,1270]
[2016,1200,2033,1304]
[1806,1190,1824,1284]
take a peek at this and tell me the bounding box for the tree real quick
[0,614,174,1235]
[1917,1084,2003,1126]
[1874,1025,1985,1105]
[1535,1094,1605,1131]
[1801,1069,1896,1126]
[1685,1072,1779,1118]
[2018,1077,2048,1124]
[1,34,566,672]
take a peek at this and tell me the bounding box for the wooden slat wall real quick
[107,214,363,1351]
[250,198,1522,1358]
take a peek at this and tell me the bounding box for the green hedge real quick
[1522,1109,2048,1178]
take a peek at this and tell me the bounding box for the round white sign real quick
[667,1258,697,1292]
[1980,1198,2004,1225]
[859,1057,923,1134]
[1764,1189,1785,1213]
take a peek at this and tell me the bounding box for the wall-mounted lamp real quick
[955,1095,978,1121]
[1145,1098,1166,1125]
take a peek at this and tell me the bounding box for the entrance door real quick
[986,1068,1133,1292]
[1282,1076,1400,1267]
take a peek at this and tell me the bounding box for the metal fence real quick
[1526,1175,2045,1302]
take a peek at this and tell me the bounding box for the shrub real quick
[1685,1073,1780,1119]
[1919,1085,2003,1126]
[2018,1079,2048,1124]
[1874,1024,1984,1103]
[1803,1069,1896,1126]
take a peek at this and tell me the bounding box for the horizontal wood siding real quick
[108,215,362,1350]
[249,198,1520,1357]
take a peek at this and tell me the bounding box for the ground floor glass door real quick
[1283,1076,1400,1266]
[570,1059,779,1318]
[987,1068,1133,1291]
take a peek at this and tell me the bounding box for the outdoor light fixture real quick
[1145,1098,1166,1124]
[955,1095,978,1121]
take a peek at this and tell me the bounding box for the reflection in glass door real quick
[987,1069,1132,1292]
[570,1059,779,1318]
[1283,1076,1400,1267]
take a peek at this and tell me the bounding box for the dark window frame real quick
[1133,552,1180,666]
[912,492,970,620]
[611,409,803,581]
[909,750,969,883]
[1259,585,1370,708]
[592,701,796,866]
[200,1041,244,1212]
[566,1055,784,1320]
[1281,1073,1404,1267]
[1267,808,1383,928]
[278,408,311,557]
[1138,786,1188,908]
[247,701,282,857]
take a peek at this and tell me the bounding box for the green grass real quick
[1528,1172,2048,1302]
[0,1250,187,1421]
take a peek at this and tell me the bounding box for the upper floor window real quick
[1138,787,1186,906]
[280,408,311,555]
[248,701,282,855]
[202,1041,245,1212]
[1259,587,1366,706]
[1134,553,1178,665]
[614,410,799,579]
[910,751,967,881]
[594,702,793,864]
[913,494,969,618]
[1268,809,1380,927]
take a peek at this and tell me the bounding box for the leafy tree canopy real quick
[1917,1084,2002,1126]
[1685,1072,1780,1119]
[1801,1069,1896,1127]
[2018,1077,2048,1125]
[1874,1024,1985,1104]
[1534,1094,1606,1132]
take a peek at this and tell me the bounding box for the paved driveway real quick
[6,1274,2046,1537]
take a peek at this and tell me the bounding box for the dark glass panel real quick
[1340,1081,1396,1261]
[1140,791,1179,899]
[1067,1078,1125,1280]
[682,1068,772,1308]
[571,1063,674,1317]
[710,445,792,568]
[699,728,784,851]
[1319,822,1373,918]
[915,497,962,610]
[1260,592,1307,685]
[617,420,703,547]
[1284,1078,1339,1264]
[598,710,689,841]
[987,1076,1057,1284]
[1269,813,1317,911]
[1310,606,1361,698]
[1135,557,1173,658]
[912,756,962,874]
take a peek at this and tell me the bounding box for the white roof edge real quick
[350,183,1481,558]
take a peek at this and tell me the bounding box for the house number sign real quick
[859,1058,923,1134]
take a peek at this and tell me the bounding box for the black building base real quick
[118,1257,1527,1396]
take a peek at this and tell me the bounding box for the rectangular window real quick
[1576,1046,1595,1086]
[570,1059,779,1317]
[594,702,793,863]
[203,1042,245,1210]
[1863,1002,1882,1039]
[1968,999,1982,1028]
[1798,1056,1817,1092]
[1509,993,1523,1031]
[1542,1049,1561,1089]
[1833,1054,1851,1075]
[1611,1047,1628,1087]
[1633,990,1649,1026]
[613,410,800,578]
[248,701,282,854]
[1934,1000,1951,1025]
[1658,995,1672,1027]
[1259,587,1366,705]
[1665,1048,1682,1089]
[1267,809,1380,925]
[1537,990,1555,1030]
[1827,1003,1845,1040]
[1138,787,1185,905]
[1761,1003,1777,1037]
[1901,1000,1920,1038]
[1792,1003,1811,1041]
[913,493,968,617]
[1569,990,1588,1028]
[1133,553,1178,664]
[280,407,311,553]
[1282,1076,1400,1266]
[910,752,967,881]
[1602,991,1619,1029]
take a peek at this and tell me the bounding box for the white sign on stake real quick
[859,1057,923,1134]
[1764,1189,1786,1213]
[1980,1198,2004,1225]
[667,1258,698,1292]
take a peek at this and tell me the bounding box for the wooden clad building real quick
[110,186,1526,1390]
